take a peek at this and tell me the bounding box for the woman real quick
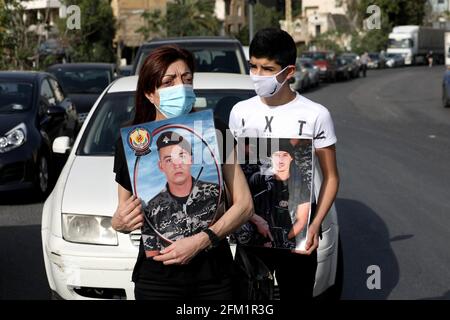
[112,45,253,300]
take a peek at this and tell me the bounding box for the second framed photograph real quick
[234,136,314,251]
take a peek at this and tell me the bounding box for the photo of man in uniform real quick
[142,131,221,257]
[234,138,311,249]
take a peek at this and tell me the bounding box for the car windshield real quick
[0,81,33,113]
[135,42,246,75]
[77,89,255,156]
[388,38,413,48]
[51,68,111,94]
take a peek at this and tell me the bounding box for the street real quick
[1,65,450,300]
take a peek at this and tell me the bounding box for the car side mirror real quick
[47,105,65,118]
[53,136,71,154]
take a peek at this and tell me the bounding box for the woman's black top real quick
[113,117,236,284]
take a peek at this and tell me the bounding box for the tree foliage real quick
[350,0,427,53]
[0,0,38,70]
[234,2,283,46]
[58,0,116,62]
[136,9,165,40]
[166,0,220,37]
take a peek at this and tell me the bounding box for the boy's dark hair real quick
[250,28,297,67]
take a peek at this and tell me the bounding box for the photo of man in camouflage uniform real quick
[234,138,311,250]
[142,131,221,257]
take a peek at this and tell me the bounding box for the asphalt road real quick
[1,65,450,300]
[303,65,450,300]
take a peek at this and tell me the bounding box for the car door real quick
[39,77,65,142]
[49,76,78,138]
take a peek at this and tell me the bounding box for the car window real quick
[48,78,65,103]
[77,89,255,156]
[50,68,112,94]
[40,79,56,106]
[0,81,33,113]
[135,42,246,75]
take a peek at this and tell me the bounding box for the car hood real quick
[62,156,117,216]
[0,113,30,136]
[68,93,100,114]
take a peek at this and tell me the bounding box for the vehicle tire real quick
[443,86,450,108]
[315,235,343,300]
[34,152,52,198]
[51,290,63,300]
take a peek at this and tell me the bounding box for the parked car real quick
[291,59,310,92]
[47,63,116,123]
[340,53,361,77]
[0,71,78,196]
[443,69,450,108]
[335,57,352,81]
[41,73,342,300]
[298,57,320,88]
[385,53,405,68]
[132,37,248,75]
[118,65,133,77]
[242,45,250,61]
[300,51,337,82]
[39,38,68,63]
[368,52,386,69]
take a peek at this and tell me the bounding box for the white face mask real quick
[250,66,290,98]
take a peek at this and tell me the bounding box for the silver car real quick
[298,57,320,87]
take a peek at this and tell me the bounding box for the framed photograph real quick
[233,136,314,251]
[120,110,225,257]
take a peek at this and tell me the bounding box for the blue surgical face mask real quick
[156,84,196,118]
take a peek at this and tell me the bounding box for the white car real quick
[41,73,342,300]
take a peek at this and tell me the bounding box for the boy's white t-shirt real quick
[229,92,337,148]
[229,91,337,250]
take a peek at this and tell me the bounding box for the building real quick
[425,0,450,29]
[20,0,62,38]
[222,0,247,35]
[283,0,355,48]
[111,0,167,65]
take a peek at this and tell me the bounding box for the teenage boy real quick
[229,28,340,299]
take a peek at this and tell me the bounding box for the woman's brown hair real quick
[133,45,195,125]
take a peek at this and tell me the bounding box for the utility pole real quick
[285,0,292,36]
[248,0,256,43]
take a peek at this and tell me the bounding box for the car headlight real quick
[0,123,27,153]
[62,214,118,246]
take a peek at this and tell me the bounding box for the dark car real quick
[338,55,360,78]
[443,70,450,108]
[118,65,133,77]
[368,52,386,69]
[300,51,337,82]
[47,63,116,123]
[132,36,248,75]
[0,71,78,195]
[335,57,352,81]
[340,53,361,77]
[39,38,68,63]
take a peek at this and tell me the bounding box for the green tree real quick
[0,0,39,70]
[166,0,220,37]
[310,31,345,54]
[350,0,427,53]
[136,9,166,41]
[234,2,283,46]
[58,0,116,62]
